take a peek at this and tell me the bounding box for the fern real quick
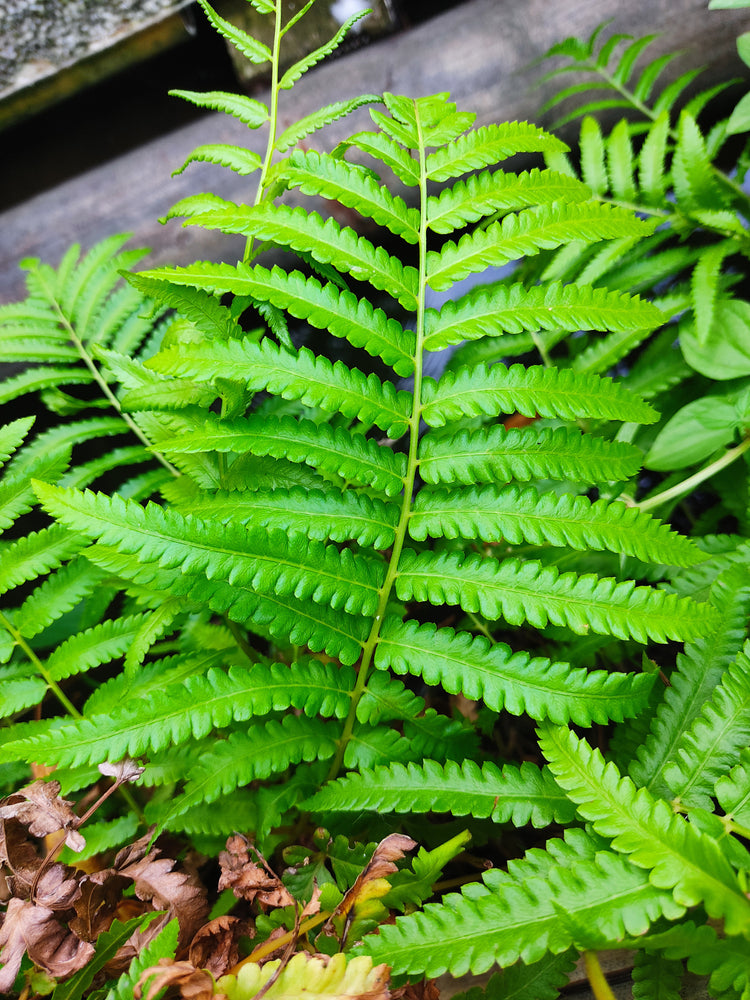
[2,4,747,997]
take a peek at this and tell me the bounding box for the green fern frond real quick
[419,425,644,486]
[630,567,750,795]
[0,525,85,598]
[375,618,655,722]
[275,95,382,152]
[661,642,750,809]
[183,204,419,308]
[168,88,269,128]
[161,715,341,822]
[538,722,750,935]
[13,556,108,639]
[358,843,681,977]
[155,412,407,495]
[424,122,568,182]
[175,486,399,548]
[631,952,683,1000]
[34,482,384,616]
[277,149,420,242]
[0,665,49,717]
[0,661,353,768]
[672,111,725,214]
[147,336,412,436]
[195,0,271,65]
[42,614,152,681]
[0,417,35,468]
[449,953,577,1000]
[426,202,657,291]
[715,750,750,829]
[306,759,576,828]
[172,143,263,177]
[340,130,420,186]
[423,280,661,351]
[279,8,370,89]
[396,549,715,643]
[420,362,658,427]
[410,485,706,566]
[426,168,592,234]
[140,262,415,376]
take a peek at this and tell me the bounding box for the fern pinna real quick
[0,1,746,994]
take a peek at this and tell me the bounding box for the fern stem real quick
[243,0,284,262]
[582,952,617,1000]
[325,101,431,782]
[33,267,180,478]
[638,435,750,513]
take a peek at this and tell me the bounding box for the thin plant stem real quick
[231,911,330,971]
[638,435,750,513]
[582,951,617,1000]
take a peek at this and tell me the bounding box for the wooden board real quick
[1,0,748,304]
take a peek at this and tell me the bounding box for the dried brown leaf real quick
[98,759,146,784]
[332,834,416,922]
[0,897,94,993]
[69,869,131,941]
[188,915,251,978]
[118,849,208,947]
[0,781,84,853]
[392,979,440,1000]
[33,863,81,912]
[0,819,42,898]
[218,837,294,908]
[135,958,219,1000]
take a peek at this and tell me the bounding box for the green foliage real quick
[4,3,750,999]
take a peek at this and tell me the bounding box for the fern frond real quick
[34,483,384,616]
[218,952,388,1000]
[410,485,706,566]
[0,526,85,598]
[183,204,419,308]
[395,550,715,643]
[0,443,71,531]
[420,362,658,427]
[13,556,108,639]
[195,0,271,65]
[426,168,592,234]
[538,722,750,935]
[631,952,683,1000]
[155,412,407,495]
[306,759,576,828]
[41,614,152,681]
[449,953,577,1000]
[661,642,750,809]
[358,845,681,977]
[140,262,415,376]
[423,280,661,351]
[0,417,35,468]
[147,336,411,437]
[279,8,370,89]
[0,665,49,717]
[419,425,644,486]
[375,618,655,723]
[569,325,654,376]
[277,149,420,242]
[168,89,269,128]
[630,567,750,795]
[172,143,262,177]
[426,202,656,291]
[341,130,420,186]
[0,661,353,767]
[424,122,568,182]
[715,750,750,829]
[177,486,399,548]
[275,95,381,152]
[161,715,341,821]
[672,111,725,214]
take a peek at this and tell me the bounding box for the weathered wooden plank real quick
[2,0,747,304]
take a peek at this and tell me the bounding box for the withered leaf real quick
[331,834,416,922]
[218,836,294,908]
[69,869,131,941]
[392,979,440,1000]
[0,781,85,853]
[32,863,81,911]
[0,819,42,899]
[98,759,146,785]
[188,915,251,978]
[117,848,208,947]
[135,958,219,1000]
[0,897,94,993]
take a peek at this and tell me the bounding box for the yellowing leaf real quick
[218,952,389,1000]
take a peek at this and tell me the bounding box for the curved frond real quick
[306,759,576,828]
[420,362,658,427]
[277,149,420,242]
[43,614,153,681]
[279,8,370,89]
[0,526,85,598]
[167,88,268,128]
[395,549,716,643]
[147,336,411,437]
[0,661,353,768]
[155,412,407,495]
[172,143,262,177]
[425,122,568,182]
[342,130,420,186]
[538,723,750,935]
[0,417,35,468]
[410,484,706,567]
[218,952,388,1000]
[182,205,419,309]
[275,95,382,153]
[423,280,662,351]
[195,0,271,64]
[426,202,656,291]
[376,618,655,723]
[418,425,644,486]
[34,483,384,616]
[177,486,399,548]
